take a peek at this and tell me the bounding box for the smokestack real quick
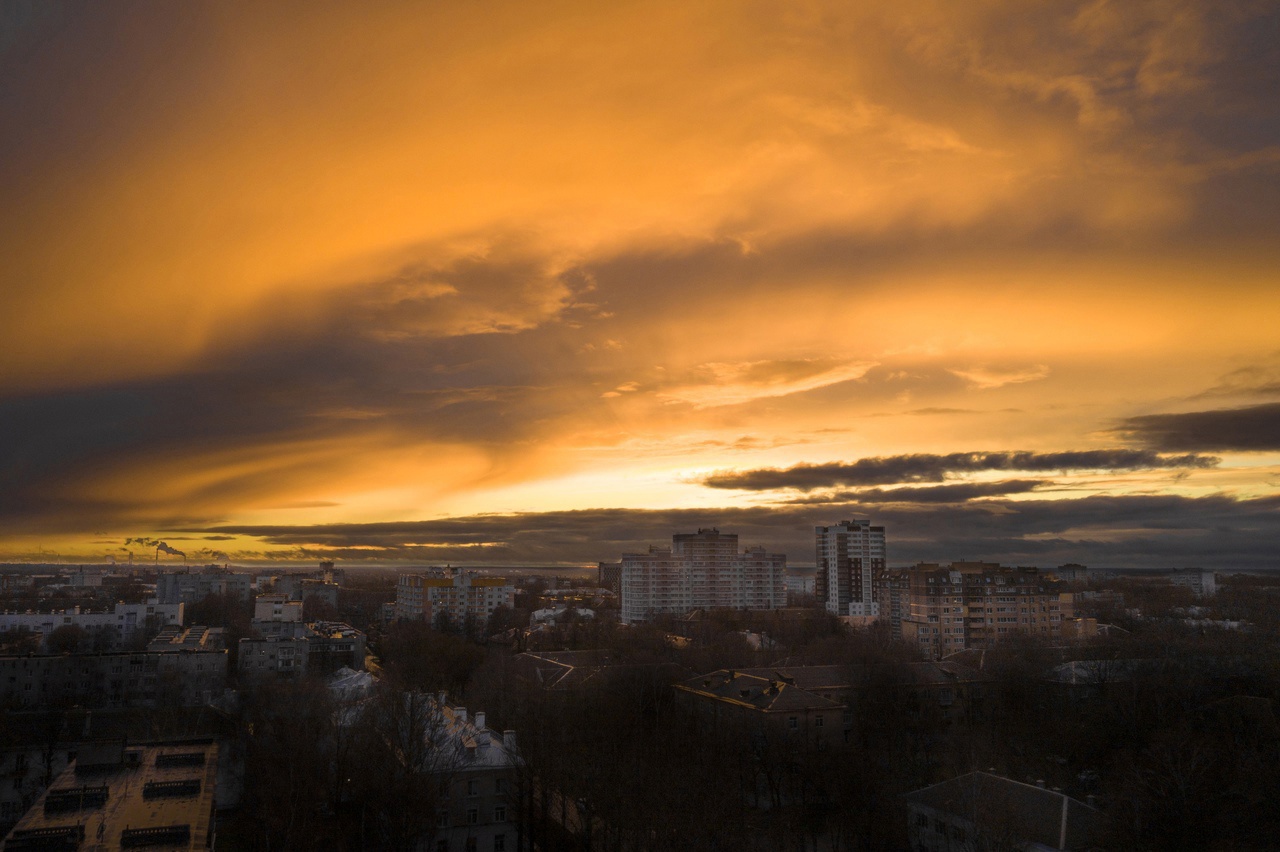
[457,707,467,723]
[503,730,517,751]
[475,711,486,730]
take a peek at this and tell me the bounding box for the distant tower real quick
[815,520,886,618]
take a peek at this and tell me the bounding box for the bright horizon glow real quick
[1,1,1278,568]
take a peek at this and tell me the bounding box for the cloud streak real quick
[1118,402,1280,452]
[701,450,1219,491]
[782,479,1047,504]
[187,492,1280,570]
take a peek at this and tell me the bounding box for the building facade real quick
[0,602,185,652]
[619,529,787,624]
[254,593,304,622]
[155,570,251,604]
[0,645,227,709]
[429,703,522,852]
[596,561,622,594]
[395,569,515,628]
[238,620,366,679]
[884,563,1073,659]
[1169,567,1217,597]
[815,519,887,618]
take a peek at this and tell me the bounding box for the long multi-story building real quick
[815,519,887,618]
[395,568,514,628]
[619,529,786,624]
[0,602,184,652]
[0,635,227,709]
[155,569,251,604]
[883,562,1073,659]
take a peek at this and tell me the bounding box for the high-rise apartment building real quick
[883,562,1073,659]
[620,528,786,624]
[815,519,887,618]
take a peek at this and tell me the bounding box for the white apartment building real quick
[1170,567,1217,597]
[815,519,887,618]
[254,593,304,622]
[155,570,251,604]
[620,528,787,624]
[0,602,185,651]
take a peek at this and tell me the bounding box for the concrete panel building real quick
[155,570,251,604]
[815,519,887,618]
[884,563,1073,659]
[619,529,786,624]
[0,603,184,652]
[395,569,514,628]
[0,642,227,710]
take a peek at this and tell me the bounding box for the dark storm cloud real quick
[189,492,1280,570]
[782,479,1047,504]
[1118,402,1280,451]
[701,450,1219,491]
[0,238,610,532]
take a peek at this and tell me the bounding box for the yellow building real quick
[395,568,514,627]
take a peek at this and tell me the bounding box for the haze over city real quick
[2,1,1278,569]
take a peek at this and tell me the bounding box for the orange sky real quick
[2,0,1278,567]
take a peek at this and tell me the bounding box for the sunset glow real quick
[3,0,1278,567]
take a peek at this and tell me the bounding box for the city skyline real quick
[2,2,1278,568]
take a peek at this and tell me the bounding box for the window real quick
[494,835,506,852]
[815,715,824,727]
[494,806,506,822]
[436,841,448,852]
[438,813,449,828]
[467,779,478,796]
[787,716,798,729]
[467,808,478,825]
[495,777,505,793]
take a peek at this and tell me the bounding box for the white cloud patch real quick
[949,363,1051,390]
[659,359,877,409]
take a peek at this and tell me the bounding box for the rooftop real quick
[1,740,218,851]
[905,771,1105,851]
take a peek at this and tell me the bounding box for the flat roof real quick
[2,741,217,851]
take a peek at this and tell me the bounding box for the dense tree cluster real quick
[18,571,1273,850]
